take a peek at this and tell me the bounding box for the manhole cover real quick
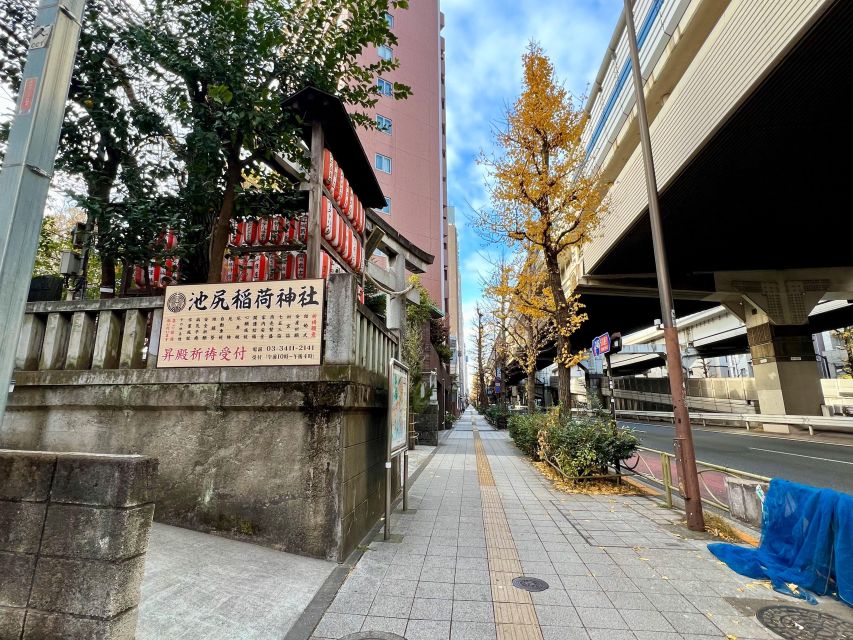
[756,605,853,640]
[512,576,550,592]
[339,632,406,640]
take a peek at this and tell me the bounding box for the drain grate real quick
[512,576,550,592]
[756,605,853,640]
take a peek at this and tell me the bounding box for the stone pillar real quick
[119,310,147,369]
[64,311,96,370]
[38,313,69,371]
[323,274,357,366]
[746,311,824,432]
[14,314,45,371]
[0,450,157,640]
[92,310,122,370]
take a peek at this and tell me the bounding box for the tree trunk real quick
[543,248,573,417]
[526,367,536,413]
[206,152,242,283]
[557,350,572,413]
[100,256,116,298]
[87,153,120,299]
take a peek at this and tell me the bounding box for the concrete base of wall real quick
[1,366,397,562]
[0,450,157,640]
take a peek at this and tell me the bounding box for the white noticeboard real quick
[388,359,409,456]
[157,279,324,367]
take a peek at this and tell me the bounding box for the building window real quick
[377,78,393,96]
[375,154,392,174]
[378,45,393,61]
[376,115,392,134]
[380,197,391,214]
[384,12,394,28]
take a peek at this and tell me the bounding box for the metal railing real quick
[617,409,853,436]
[628,445,770,513]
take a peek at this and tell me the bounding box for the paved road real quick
[622,420,853,494]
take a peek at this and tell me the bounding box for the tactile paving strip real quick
[474,427,545,640]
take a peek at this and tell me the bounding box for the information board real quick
[157,279,324,367]
[388,359,409,456]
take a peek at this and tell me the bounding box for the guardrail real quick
[616,409,853,436]
[627,446,770,514]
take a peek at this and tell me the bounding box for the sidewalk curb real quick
[282,428,451,640]
[620,475,760,547]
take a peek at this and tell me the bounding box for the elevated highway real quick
[561,0,853,424]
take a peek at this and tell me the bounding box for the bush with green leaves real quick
[540,413,638,478]
[508,410,638,478]
[508,412,551,458]
[484,404,510,429]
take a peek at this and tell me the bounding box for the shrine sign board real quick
[157,279,324,367]
[388,359,409,456]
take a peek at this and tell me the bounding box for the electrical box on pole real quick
[0,0,87,419]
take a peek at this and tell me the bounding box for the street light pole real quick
[0,0,87,420]
[622,0,704,530]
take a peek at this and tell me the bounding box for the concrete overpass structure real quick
[602,300,851,376]
[563,0,853,421]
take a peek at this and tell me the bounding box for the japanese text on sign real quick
[157,279,324,368]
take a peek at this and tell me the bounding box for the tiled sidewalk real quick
[309,408,788,640]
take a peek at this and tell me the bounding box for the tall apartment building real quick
[447,207,466,407]
[356,2,452,328]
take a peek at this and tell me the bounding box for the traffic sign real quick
[592,332,611,357]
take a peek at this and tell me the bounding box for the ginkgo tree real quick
[476,43,607,411]
[485,253,566,412]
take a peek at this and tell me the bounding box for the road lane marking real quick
[621,421,853,448]
[748,447,853,465]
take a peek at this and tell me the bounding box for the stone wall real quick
[0,450,157,640]
[1,366,396,562]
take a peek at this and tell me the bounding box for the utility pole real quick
[623,0,704,530]
[0,0,87,420]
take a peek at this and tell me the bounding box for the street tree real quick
[470,303,490,409]
[475,43,607,412]
[130,0,411,282]
[0,0,184,295]
[485,253,559,412]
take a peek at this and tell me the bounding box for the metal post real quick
[605,352,616,423]
[0,0,87,421]
[403,451,408,512]
[623,0,704,530]
[661,452,673,508]
[384,459,392,540]
[606,352,620,479]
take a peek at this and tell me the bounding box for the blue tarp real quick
[709,478,852,606]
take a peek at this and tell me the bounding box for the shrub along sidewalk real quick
[508,409,638,480]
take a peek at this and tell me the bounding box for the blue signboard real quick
[592,333,611,357]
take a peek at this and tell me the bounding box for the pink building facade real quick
[356,3,449,317]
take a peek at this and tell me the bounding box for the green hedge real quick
[508,410,639,477]
[483,404,510,429]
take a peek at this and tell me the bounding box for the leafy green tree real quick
[1,0,183,295]
[33,216,70,278]
[130,0,411,282]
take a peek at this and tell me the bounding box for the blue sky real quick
[441,0,622,354]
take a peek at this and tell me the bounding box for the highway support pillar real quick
[746,310,823,432]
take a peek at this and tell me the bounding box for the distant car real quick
[844,406,853,417]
